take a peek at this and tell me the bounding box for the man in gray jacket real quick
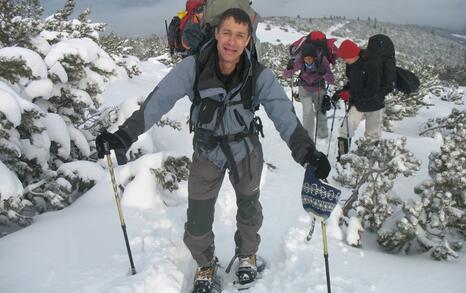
[96,8,330,289]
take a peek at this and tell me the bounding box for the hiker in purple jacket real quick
[284,43,335,141]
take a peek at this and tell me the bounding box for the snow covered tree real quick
[378,122,465,260]
[42,0,106,44]
[0,0,43,47]
[0,1,126,234]
[334,137,421,247]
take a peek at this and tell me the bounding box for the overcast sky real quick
[42,0,466,37]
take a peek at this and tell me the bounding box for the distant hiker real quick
[96,8,330,292]
[167,0,206,57]
[333,38,395,161]
[181,0,207,54]
[288,30,338,66]
[284,43,335,141]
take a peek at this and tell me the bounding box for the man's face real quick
[215,16,251,65]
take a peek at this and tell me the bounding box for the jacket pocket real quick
[198,98,223,125]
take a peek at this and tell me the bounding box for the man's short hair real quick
[217,8,252,36]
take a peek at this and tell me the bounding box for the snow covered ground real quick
[1,23,465,293]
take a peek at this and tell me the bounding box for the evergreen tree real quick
[0,0,121,233]
[42,0,106,44]
[0,0,43,47]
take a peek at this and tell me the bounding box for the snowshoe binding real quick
[192,257,222,293]
[234,255,266,290]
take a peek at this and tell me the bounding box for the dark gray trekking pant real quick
[184,141,264,267]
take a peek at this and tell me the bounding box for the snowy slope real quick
[1,23,466,293]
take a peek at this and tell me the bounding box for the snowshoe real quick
[192,257,222,293]
[233,255,266,291]
[237,255,257,285]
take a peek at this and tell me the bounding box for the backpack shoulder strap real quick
[241,59,265,111]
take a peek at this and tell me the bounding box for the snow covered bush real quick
[378,123,465,260]
[334,137,421,247]
[0,0,124,234]
[151,156,191,192]
[383,60,439,131]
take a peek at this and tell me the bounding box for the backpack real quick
[395,67,420,94]
[288,31,338,65]
[365,34,397,94]
[167,0,261,59]
[365,34,420,95]
[167,0,205,55]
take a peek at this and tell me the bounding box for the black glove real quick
[303,149,331,179]
[286,58,294,70]
[95,129,132,165]
[320,95,331,114]
[331,89,342,105]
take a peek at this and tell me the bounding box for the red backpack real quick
[288,31,338,65]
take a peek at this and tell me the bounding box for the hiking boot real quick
[236,255,257,285]
[193,257,220,293]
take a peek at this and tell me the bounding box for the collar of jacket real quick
[196,40,253,93]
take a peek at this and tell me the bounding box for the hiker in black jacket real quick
[333,39,385,161]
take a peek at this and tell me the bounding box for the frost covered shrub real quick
[334,137,421,247]
[151,156,191,192]
[383,61,439,131]
[378,123,465,260]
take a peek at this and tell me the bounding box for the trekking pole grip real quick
[103,141,111,155]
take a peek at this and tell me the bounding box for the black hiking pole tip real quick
[103,142,137,275]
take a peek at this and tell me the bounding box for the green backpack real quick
[204,0,257,27]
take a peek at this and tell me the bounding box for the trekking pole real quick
[321,221,332,293]
[164,19,173,57]
[103,142,137,275]
[345,102,351,148]
[326,104,337,157]
[314,83,321,143]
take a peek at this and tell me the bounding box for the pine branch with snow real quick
[419,108,466,138]
[0,0,43,48]
[151,156,191,192]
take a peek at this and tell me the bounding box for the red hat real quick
[310,31,326,41]
[186,0,205,11]
[337,40,360,59]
